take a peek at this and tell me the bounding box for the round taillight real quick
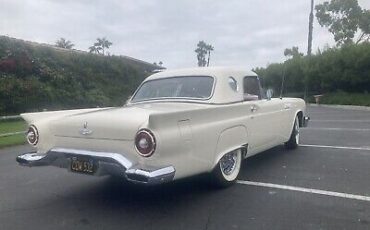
[26,125,39,146]
[134,129,156,157]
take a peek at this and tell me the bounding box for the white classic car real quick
[17,67,309,187]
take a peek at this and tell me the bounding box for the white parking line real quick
[299,144,370,151]
[304,127,370,132]
[310,120,370,122]
[236,180,370,202]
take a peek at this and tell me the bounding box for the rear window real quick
[131,76,214,102]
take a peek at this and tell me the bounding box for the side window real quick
[243,76,261,100]
[228,77,238,92]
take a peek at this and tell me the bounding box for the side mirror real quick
[266,89,273,100]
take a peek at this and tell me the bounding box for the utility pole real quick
[304,0,314,102]
[307,0,314,56]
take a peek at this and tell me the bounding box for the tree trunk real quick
[207,50,211,67]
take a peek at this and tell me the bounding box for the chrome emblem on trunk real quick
[80,121,93,135]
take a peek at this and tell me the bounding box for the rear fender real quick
[213,125,248,168]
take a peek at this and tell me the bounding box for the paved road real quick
[1,106,370,230]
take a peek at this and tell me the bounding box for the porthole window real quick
[228,77,238,92]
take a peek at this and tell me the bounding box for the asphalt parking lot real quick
[1,105,370,230]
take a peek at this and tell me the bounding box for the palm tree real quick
[95,37,113,55]
[206,44,214,67]
[195,41,208,67]
[195,41,214,67]
[88,45,102,54]
[55,38,74,49]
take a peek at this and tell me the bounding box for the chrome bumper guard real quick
[16,148,175,185]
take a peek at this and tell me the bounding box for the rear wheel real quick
[285,115,299,149]
[211,149,242,187]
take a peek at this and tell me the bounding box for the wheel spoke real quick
[220,151,237,175]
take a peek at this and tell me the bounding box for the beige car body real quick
[17,67,307,184]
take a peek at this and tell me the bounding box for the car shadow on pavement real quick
[48,145,291,208]
[239,144,298,178]
[48,172,228,210]
[6,145,299,229]
[24,145,292,217]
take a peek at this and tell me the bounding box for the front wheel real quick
[211,149,242,188]
[285,115,300,149]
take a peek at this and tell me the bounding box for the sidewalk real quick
[308,103,370,111]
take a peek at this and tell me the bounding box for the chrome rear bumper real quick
[16,148,175,185]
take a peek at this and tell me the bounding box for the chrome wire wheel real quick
[219,149,242,182]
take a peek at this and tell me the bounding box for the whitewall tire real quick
[285,115,299,149]
[211,149,242,187]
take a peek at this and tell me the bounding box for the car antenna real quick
[279,61,286,99]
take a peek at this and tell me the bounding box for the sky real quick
[0,0,369,69]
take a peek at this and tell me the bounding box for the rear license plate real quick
[70,157,95,174]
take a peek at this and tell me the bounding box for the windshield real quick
[131,76,214,102]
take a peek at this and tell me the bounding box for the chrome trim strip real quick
[53,135,132,141]
[126,99,245,107]
[130,75,217,104]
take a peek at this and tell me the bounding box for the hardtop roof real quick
[146,66,257,81]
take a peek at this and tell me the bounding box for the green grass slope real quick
[0,36,152,115]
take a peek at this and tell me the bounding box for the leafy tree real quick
[195,41,214,67]
[358,9,370,43]
[315,0,369,46]
[284,46,303,59]
[55,38,74,49]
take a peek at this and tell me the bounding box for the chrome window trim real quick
[130,75,216,104]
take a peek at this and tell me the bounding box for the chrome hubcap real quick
[220,151,238,175]
[295,119,300,144]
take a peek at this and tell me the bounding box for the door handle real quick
[250,105,257,112]
[284,104,291,109]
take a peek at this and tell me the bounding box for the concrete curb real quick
[0,131,25,138]
[308,103,370,111]
[0,115,21,121]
